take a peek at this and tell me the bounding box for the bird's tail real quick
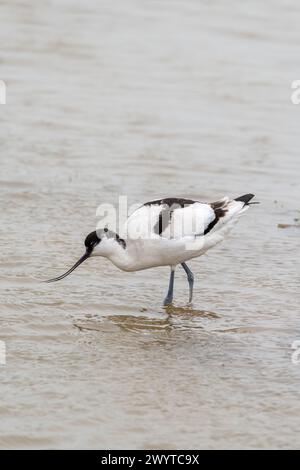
[234,193,255,205]
[209,193,257,235]
[229,193,258,217]
[235,193,259,206]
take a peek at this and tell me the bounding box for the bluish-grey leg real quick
[163,267,175,306]
[181,262,194,304]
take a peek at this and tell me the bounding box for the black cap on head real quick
[84,231,101,253]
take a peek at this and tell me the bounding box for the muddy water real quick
[0,0,300,449]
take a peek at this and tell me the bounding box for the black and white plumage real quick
[46,193,256,305]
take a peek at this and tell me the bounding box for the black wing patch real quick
[144,197,197,208]
[146,198,197,236]
[144,197,230,237]
[153,208,172,235]
[203,200,228,235]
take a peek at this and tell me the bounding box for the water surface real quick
[0,0,300,449]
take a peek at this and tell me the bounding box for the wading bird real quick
[46,194,256,305]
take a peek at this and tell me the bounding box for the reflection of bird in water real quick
[46,194,256,306]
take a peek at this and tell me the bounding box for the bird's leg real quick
[163,266,176,306]
[181,262,194,304]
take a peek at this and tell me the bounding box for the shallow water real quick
[0,0,300,449]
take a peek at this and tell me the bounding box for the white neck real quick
[108,242,133,271]
[92,237,134,271]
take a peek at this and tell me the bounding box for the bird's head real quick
[45,228,125,283]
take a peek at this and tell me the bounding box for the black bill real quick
[45,251,91,283]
